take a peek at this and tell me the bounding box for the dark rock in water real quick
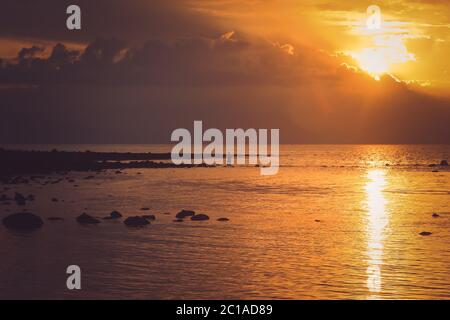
[440,160,448,166]
[173,219,184,223]
[315,219,321,223]
[109,210,122,219]
[3,212,43,230]
[27,194,35,201]
[48,217,64,221]
[76,213,101,224]
[115,171,122,174]
[161,212,171,215]
[51,197,59,202]
[84,175,95,180]
[191,214,210,221]
[432,170,439,173]
[419,231,432,236]
[14,193,26,206]
[217,218,229,222]
[140,207,150,211]
[432,213,440,218]
[142,214,156,221]
[124,216,150,227]
[176,210,195,219]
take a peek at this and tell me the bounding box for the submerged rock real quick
[432,213,440,218]
[142,214,156,221]
[76,213,101,224]
[140,207,150,211]
[173,219,184,223]
[419,231,432,236]
[110,211,122,219]
[176,210,195,219]
[103,211,123,220]
[51,197,59,202]
[2,212,43,231]
[440,160,448,166]
[217,218,229,222]
[124,216,150,227]
[191,214,210,221]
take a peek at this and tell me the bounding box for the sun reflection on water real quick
[365,169,389,298]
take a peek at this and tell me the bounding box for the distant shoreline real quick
[0,148,210,176]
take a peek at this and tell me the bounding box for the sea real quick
[0,144,449,299]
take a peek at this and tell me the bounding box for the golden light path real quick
[364,169,389,298]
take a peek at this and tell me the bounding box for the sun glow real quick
[364,169,389,298]
[352,48,389,80]
[349,14,416,80]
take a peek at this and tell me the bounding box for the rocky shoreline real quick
[2,210,229,231]
[0,148,211,176]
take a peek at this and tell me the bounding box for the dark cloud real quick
[0,33,334,86]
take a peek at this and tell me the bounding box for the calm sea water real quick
[0,145,449,299]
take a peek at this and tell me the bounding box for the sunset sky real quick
[0,0,449,143]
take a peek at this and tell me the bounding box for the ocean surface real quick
[0,144,449,299]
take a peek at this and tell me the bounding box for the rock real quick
[432,170,439,173]
[315,219,321,223]
[2,212,43,231]
[176,210,195,219]
[142,214,156,221]
[161,212,171,215]
[432,213,440,218]
[140,207,150,211]
[14,193,26,206]
[48,217,64,221]
[109,210,122,219]
[51,197,59,202]
[440,160,448,166]
[124,216,150,227]
[217,218,229,222]
[419,231,432,236]
[173,219,184,223]
[27,194,35,201]
[76,213,101,224]
[191,214,210,221]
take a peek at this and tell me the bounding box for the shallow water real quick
[0,145,449,299]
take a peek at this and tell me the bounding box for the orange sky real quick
[0,1,449,143]
[184,0,450,92]
[1,1,448,92]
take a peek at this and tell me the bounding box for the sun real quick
[352,48,389,80]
